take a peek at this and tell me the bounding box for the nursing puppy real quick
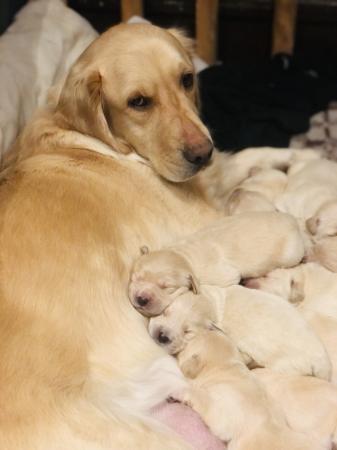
[129,211,304,316]
[176,329,325,450]
[254,368,337,446]
[148,286,331,379]
[245,262,337,381]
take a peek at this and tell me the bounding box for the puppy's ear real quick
[57,69,130,154]
[248,166,262,177]
[206,321,224,333]
[179,353,203,379]
[290,278,305,304]
[188,274,200,294]
[140,245,150,255]
[306,216,320,235]
[167,28,195,58]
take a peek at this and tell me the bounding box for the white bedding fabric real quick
[0,0,98,160]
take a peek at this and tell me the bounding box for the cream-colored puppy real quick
[254,368,337,446]
[129,211,304,316]
[224,189,276,215]
[235,168,288,201]
[224,168,287,215]
[245,262,337,382]
[177,329,325,450]
[148,286,331,379]
[275,159,337,221]
[307,236,337,272]
[200,147,321,210]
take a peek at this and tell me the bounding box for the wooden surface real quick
[196,0,219,64]
[272,0,298,55]
[121,0,143,22]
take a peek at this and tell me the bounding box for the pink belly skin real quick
[151,401,225,450]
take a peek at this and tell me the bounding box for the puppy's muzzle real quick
[153,327,172,345]
[135,295,150,307]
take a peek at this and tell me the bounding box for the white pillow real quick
[0,0,97,159]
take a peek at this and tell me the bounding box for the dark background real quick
[1,0,337,69]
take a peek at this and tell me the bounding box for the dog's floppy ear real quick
[57,68,130,154]
[167,28,201,110]
[167,28,195,58]
[188,274,200,294]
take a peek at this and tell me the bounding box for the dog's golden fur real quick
[0,23,222,450]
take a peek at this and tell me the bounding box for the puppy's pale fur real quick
[148,286,331,379]
[234,168,288,202]
[199,147,321,211]
[177,329,326,450]
[246,262,337,382]
[306,200,337,239]
[307,236,337,272]
[223,168,287,215]
[275,159,337,221]
[224,189,276,215]
[129,211,304,315]
[254,368,337,445]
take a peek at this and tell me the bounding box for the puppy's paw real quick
[167,388,191,407]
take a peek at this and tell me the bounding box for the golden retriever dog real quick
[254,368,337,446]
[129,211,305,315]
[148,286,331,379]
[176,329,326,450]
[245,262,337,382]
[0,22,236,450]
[307,236,337,272]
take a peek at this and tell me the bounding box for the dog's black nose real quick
[136,296,149,307]
[183,141,213,167]
[157,330,171,345]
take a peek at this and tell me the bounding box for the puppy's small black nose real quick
[183,141,213,168]
[157,331,171,345]
[136,296,149,307]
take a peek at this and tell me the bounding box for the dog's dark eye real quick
[128,96,152,110]
[181,73,194,90]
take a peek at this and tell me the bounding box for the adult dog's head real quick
[57,23,213,182]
